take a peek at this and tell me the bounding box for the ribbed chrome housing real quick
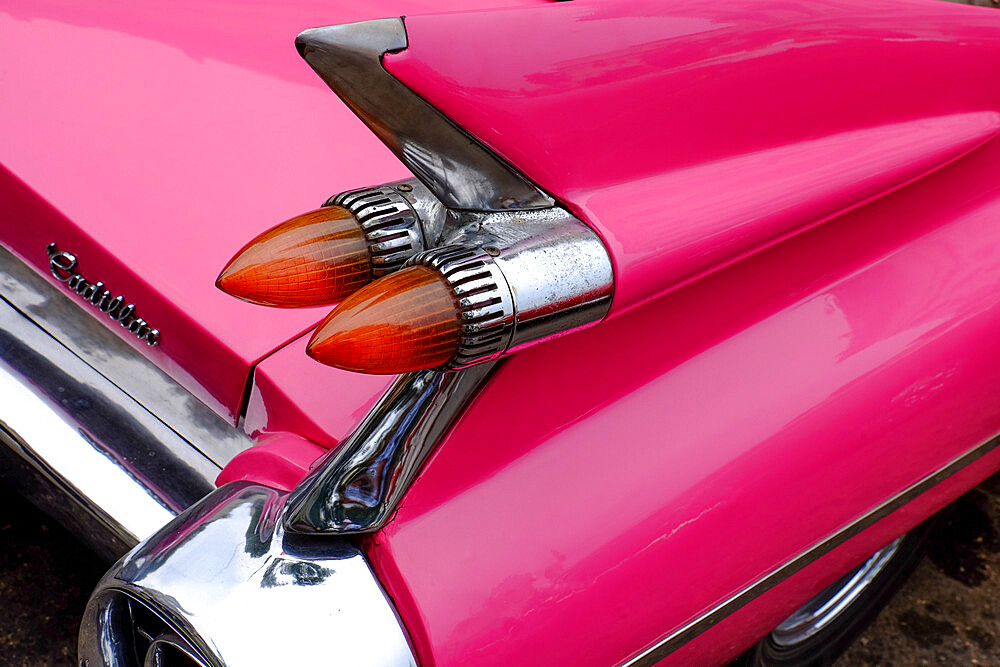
[408,245,515,369]
[329,186,425,276]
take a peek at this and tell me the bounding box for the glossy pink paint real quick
[365,2,1000,665]
[387,0,1000,316]
[671,446,1000,665]
[9,1,1000,665]
[371,138,1000,666]
[0,0,540,422]
[244,333,394,448]
[215,431,325,492]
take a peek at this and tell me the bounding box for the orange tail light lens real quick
[216,206,371,307]
[306,265,462,374]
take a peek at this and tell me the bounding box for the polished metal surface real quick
[771,537,904,646]
[79,482,417,667]
[329,178,614,369]
[331,184,427,276]
[281,201,612,534]
[621,433,1000,666]
[0,244,253,465]
[144,631,209,667]
[47,242,161,346]
[296,19,554,212]
[0,296,218,561]
[284,362,496,533]
[409,245,515,368]
[442,207,616,353]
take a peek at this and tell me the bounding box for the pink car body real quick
[4,0,1000,665]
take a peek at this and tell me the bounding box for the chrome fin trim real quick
[296,18,555,212]
[620,432,1000,666]
[283,362,495,534]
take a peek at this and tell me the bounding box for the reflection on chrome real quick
[284,362,495,533]
[297,19,554,212]
[0,365,173,543]
[0,295,217,559]
[0,244,252,467]
[79,482,417,667]
[771,537,905,646]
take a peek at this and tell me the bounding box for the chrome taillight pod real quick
[408,245,516,369]
[288,210,614,532]
[305,206,615,374]
[448,208,615,355]
[415,205,617,365]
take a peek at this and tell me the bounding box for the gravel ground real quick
[0,484,106,666]
[838,474,1000,666]
[1,476,999,665]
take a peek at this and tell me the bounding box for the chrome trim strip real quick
[0,297,219,560]
[0,244,253,465]
[80,483,417,667]
[284,362,495,534]
[621,433,1000,666]
[297,19,555,212]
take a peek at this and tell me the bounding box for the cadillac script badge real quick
[47,243,161,346]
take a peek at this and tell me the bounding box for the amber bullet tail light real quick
[216,206,372,307]
[307,265,463,374]
[307,246,516,374]
[219,182,614,374]
[216,186,426,307]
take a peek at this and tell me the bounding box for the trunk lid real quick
[0,0,539,423]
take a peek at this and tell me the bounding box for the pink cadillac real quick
[3,0,1000,665]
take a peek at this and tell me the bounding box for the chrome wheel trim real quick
[770,536,904,647]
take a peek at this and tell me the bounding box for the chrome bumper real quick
[0,295,219,560]
[0,244,245,560]
[79,482,417,666]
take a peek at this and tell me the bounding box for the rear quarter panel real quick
[370,137,1000,666]
[362,1,1000,664]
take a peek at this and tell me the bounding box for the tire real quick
[743,520,936,667]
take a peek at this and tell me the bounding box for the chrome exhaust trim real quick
[79,482,417,667]
[0,295,219,561]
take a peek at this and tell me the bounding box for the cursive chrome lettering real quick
[46,243,161,346]
[114,303,135,322]
[103,295,124,316]
[48,247,77,281]
[88,282,105,305]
